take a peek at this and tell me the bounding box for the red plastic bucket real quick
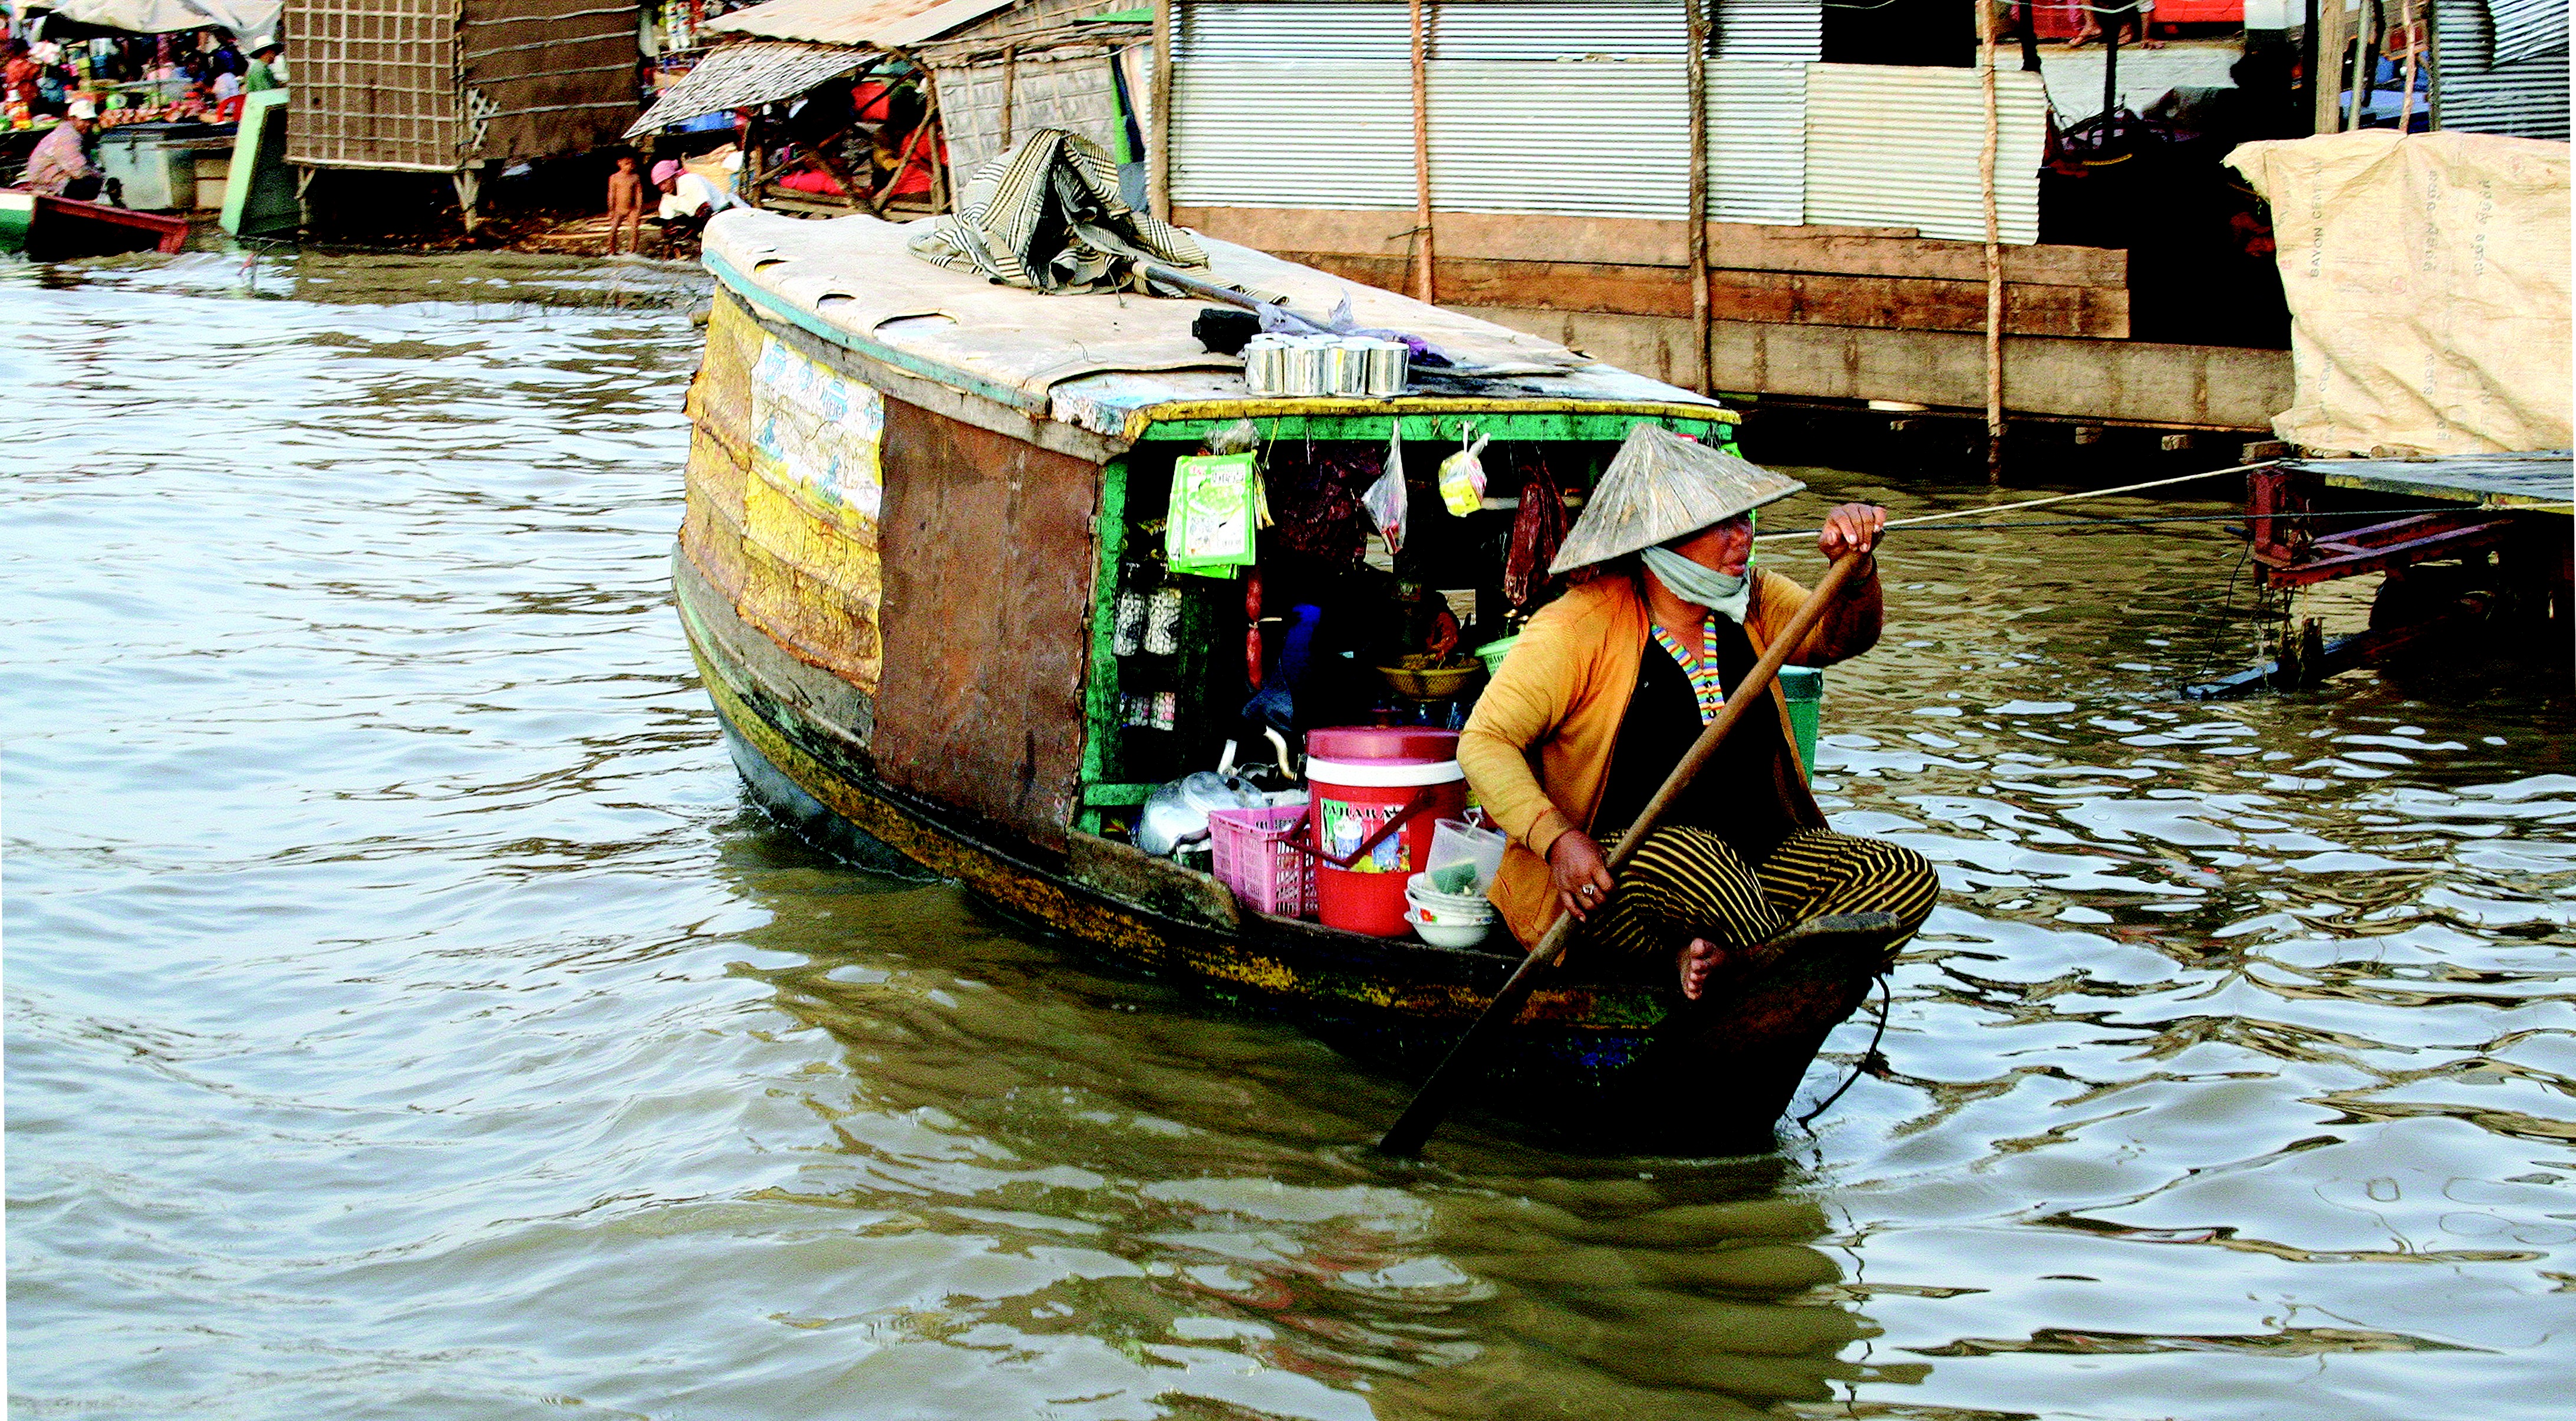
[1305,727,1469,938]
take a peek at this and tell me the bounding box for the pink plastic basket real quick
[1207,802,1315,920]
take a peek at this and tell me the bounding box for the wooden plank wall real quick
[1175,206,2133,341]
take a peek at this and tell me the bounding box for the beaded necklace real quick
[1648,618,1727,725]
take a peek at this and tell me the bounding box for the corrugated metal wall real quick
[1171,58,1417,206]
[1712,0,1820,61]
[1427,60,1691,216]
[1170,1,2040,239]
[1804,64,2047,244]
[1708,59,1803,224]
[1430,2,1688,58]
[1175,1,1413,58]
[2435,0,2572,141]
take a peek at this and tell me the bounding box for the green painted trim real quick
[0,190,32,256]
[220,88,296,237]
[701,250,1047,415]
[1082,782,1159,807]
[1076,459,1132,831]
[1138,412,1732,445]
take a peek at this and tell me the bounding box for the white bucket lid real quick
[1307,757,1465,789]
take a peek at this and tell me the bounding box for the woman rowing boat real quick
[1458,427,1939,1003]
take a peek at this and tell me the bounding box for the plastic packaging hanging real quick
[1361,425,1407,563]
[1166,452,1261,579]
[1135,772,1269,857]
[1436,432,1491,517]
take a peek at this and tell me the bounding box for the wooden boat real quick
[0,187,190,261]
[676,210,1886,1153]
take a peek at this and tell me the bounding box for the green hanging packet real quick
[1166,453,1260,579]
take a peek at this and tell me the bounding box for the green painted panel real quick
[1138,412,1732,445]
[1076,459,1131,832]
[221,89,297,237]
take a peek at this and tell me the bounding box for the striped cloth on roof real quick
[907,129,1217,296]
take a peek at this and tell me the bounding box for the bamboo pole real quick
[2397,0,2422,131]
[1978,0,2005,481]
[1409,0,1436,304]
[1149,0,1173,222]
[1686,0,1711,395]
[2347,0,2376,132]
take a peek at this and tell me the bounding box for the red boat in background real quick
[0,188,192,261]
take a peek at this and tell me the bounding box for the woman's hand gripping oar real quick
[1376,552,1870,1158]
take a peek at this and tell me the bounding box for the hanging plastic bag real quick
[1437,431,1491,517]
[1361,423,1407,563]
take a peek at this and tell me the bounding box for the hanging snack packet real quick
[1167,453,1260,578]
[1437,432,1491,517]
[1361,425,1407,563]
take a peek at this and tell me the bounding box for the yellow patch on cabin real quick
[684,294,885,692]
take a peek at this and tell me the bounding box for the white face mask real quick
[1641,545,1751,624]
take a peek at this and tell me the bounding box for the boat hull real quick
[677,547,1883,1153]
[0,188,189,261]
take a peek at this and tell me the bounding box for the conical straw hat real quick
[1549,425,1807,574]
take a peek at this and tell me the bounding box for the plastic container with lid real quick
[1304,726,1469,937]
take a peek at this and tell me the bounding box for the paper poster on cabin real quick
[749,335,884,520]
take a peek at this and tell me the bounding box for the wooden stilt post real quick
[1000,42,1020,152]
[1150,0,1174,222]
[1409,0,1436,304]
[1686,0,1712,396]
[1978,0,2005,481]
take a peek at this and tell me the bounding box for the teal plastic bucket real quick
[1777,666,1823,777]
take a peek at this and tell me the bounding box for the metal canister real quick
[1363,340,1409,396]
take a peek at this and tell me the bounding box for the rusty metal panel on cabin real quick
[871,397,1099,851]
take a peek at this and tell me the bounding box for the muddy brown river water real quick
[6,249,2572,1420]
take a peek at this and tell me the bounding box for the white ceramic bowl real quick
[1411,917,1493,948]
[1406,873,1494,913]
[1406,894,1493,925]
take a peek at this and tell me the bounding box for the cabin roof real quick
[701,209,1726,439]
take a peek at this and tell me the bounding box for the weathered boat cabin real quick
[676,208,1880,1149]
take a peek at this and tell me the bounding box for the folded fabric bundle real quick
[907,129,1213,296]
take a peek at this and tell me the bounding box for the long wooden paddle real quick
[1376,552,1868,1157]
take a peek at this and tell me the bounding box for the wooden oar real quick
[1376,552,1868,1157]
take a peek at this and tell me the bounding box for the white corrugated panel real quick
[2443,58,2573,139]
[1803,63,2047,244]
[1707,59,1803,224]
[1171,61,1419,208]
[2435,0,2496,70]
[1430,2,1687,59]
[1713,0,1820,62]
[1423,60,1692,215]
[2435,0,2571,137]
[1176,2,1412,61]
[2488,0,2570,66]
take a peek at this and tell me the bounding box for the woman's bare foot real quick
[1678,937,1727,1001]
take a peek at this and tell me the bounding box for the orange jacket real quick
[1458,565,1843,948]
